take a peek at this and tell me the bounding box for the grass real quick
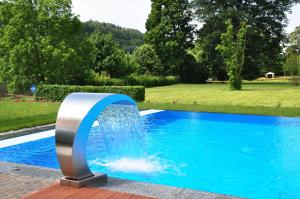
[142,82,300,108]
[0,96,60,132]
[1,80,300,132]
[138,80,300,117]
[138,103,300,117]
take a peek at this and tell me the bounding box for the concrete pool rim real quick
[0,161,241,199]
[0,109,164,149]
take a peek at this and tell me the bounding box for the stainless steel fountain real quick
[55,92,136,187]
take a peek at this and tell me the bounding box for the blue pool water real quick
[1,110,300,199]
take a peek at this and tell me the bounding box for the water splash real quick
[89,156,185,175]
[90,156,166,174]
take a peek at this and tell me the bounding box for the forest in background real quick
[0,0,300,93]
[82,21,144,53]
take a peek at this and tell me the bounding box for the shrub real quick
[35,85,145,102]
[85,70,126,86]
[291,76,300,86]
[85,70,178,88]
[126,75,178,87]
[0,83,7,95]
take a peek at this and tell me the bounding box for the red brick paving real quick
[23,183,156,199]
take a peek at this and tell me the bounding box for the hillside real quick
[82,20,144,53]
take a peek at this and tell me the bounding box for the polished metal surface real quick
[55,92,136,181]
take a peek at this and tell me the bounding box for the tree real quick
[192,30,227,80]
[145,0,194,75]
[180,54,209,83]
[88,32,133,78]
[0,0,91,93]
[286,26,300,55]
[191,0,299,80]
[284,54,300,75]
[132,44,163,75]
[284,54,300,85]
[216,20,248,90]
[284,26,300,85]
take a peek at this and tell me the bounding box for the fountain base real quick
[60,173,107,188]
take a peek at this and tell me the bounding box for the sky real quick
[286,3,300,33]
[72,0,151,33]
[72,0,300,33]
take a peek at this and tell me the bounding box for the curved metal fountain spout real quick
[55,92,136,187]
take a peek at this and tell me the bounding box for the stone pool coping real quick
[0,124,55,140]
[0,162,242,199]
[0,109,164,141]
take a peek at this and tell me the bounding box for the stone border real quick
[0,162,242,199]
[0,124,55,140]
[0,109,164,141]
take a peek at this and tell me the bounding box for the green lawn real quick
[142,83,300,108]
[1,81,300,132]
[138,82,300,117]
[0,96,60,132]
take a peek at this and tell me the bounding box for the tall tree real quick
[284,26,300,84]
[216,20,248,90]
[0,0,91,93]
[145,0,194,75]
[284,54,300,85]
[191,0,299,80]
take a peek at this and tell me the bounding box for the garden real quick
[0,0,299,133]
[1,0,300,199]
[2,78,300,132]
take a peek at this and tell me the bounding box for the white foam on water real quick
[90,156,167,174]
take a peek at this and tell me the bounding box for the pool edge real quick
[0,109,165,149]
[0,161,242,199]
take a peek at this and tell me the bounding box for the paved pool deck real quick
[0,162,242,199]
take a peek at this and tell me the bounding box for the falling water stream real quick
[87,104,164,174]
[96,104,145,158]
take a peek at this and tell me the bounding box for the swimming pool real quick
[1,110,300,199]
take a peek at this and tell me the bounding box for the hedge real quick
[87,73,178,88]
[35,85,145,102]
[126,75,179,87]
[85,72,127,86]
